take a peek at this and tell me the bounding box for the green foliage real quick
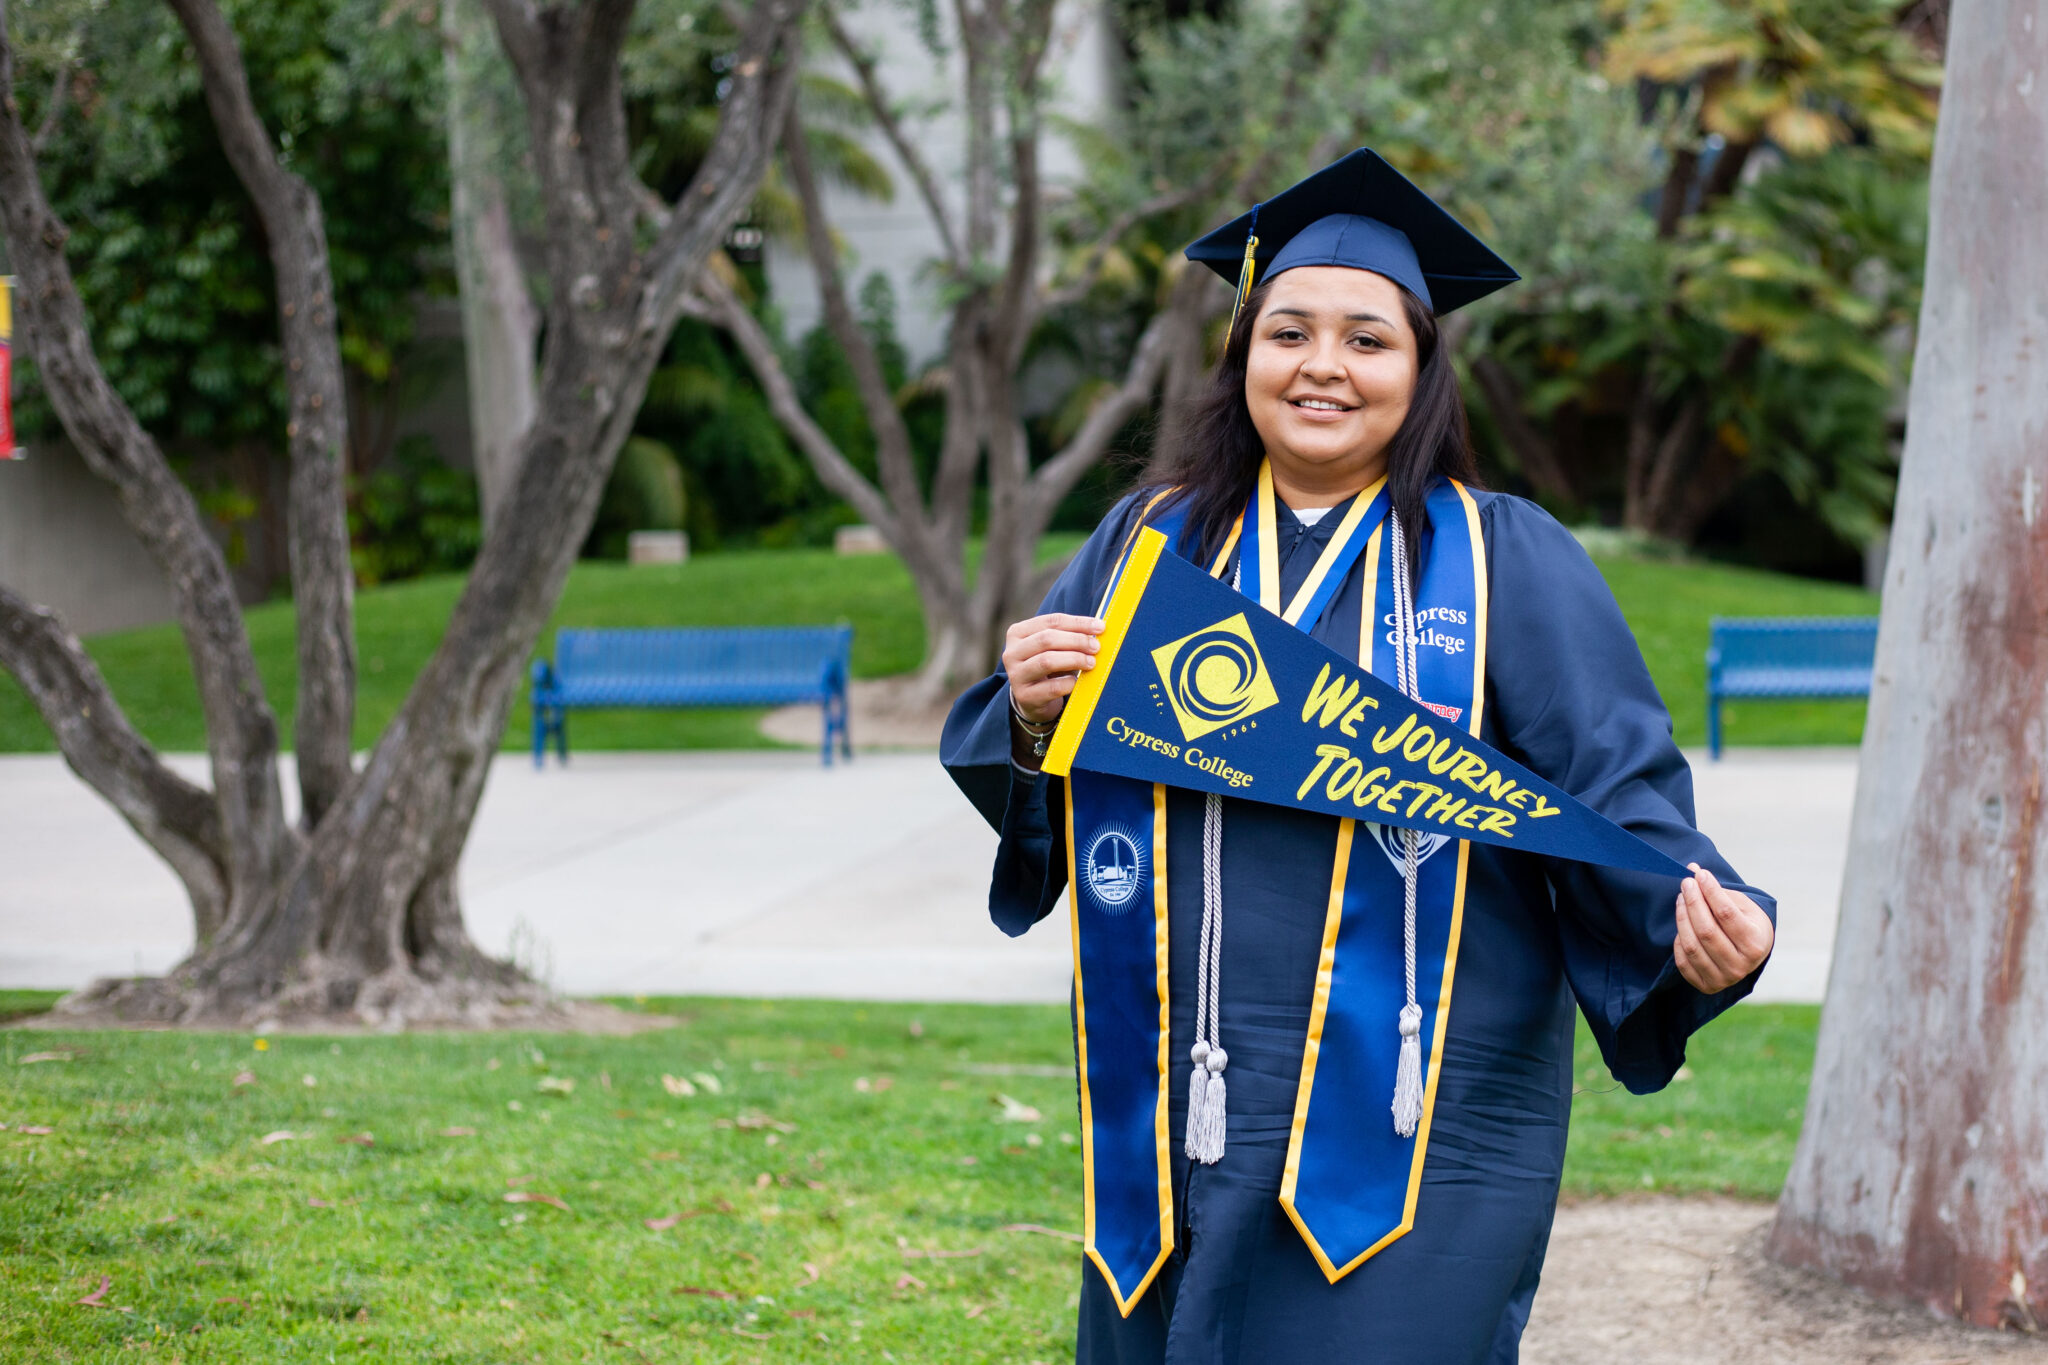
[6,0,450,447]
[0,1002,1815,1356]
[347,437,483,587]
[585,437,688,561]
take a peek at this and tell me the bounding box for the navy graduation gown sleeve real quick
[1478,494,1778,1095]
[940,492,1154,938]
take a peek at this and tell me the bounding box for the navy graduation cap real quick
[1185,147,1519,318]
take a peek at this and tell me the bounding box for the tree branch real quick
[0,0,291,905]
[1468,353,1578,504]
[166,0,356,829]
[636,0,805,343]
[1041,175,1222,312]
[778,109,930,526]
[29,43,74,154]
[0,585,231,941]
[822,2,961,267]
[683,269,898,537]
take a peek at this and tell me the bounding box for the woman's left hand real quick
[1673,863,1774,994]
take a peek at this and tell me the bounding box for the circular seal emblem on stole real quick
[1083,826,1145,912]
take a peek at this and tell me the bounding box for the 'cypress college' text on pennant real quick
[1041,527,1687,880]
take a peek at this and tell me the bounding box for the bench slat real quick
[1705,616,1878,759]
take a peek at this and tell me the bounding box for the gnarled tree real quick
[0,0,803,1027]
[1767,0,2048,1327]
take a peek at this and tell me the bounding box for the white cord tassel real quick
[1388,515,1426,1139]
[1185,791,1228,1164]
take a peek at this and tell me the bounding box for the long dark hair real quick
[1154,276,1481,573]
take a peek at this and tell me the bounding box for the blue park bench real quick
[530,626,853,768]
[1705,617,1878,760]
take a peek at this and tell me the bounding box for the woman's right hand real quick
[1003,613,1105,725]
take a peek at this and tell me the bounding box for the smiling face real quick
[1243,266,1420,504]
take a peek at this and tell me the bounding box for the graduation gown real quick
[940,487,1776,1365]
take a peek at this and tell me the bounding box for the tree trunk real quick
[1768,0,2048,1326]
[444,0,538,529]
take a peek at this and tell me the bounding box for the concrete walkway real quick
[0,747,1855,1004]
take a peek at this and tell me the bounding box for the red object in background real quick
[0,338,13,458]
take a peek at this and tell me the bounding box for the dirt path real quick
[1524,1198,2045,1364]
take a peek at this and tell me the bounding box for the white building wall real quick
[0,444,175,637]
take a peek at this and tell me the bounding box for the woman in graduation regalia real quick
[940,149,1777,1365]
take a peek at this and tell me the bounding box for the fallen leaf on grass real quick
[903,1247,982,1260]
[335,1132,374,1146]
[958,1156,979,1166]
[1002,1223,1084,1244]
[536,1076,575,1095]
[754,1172,773,1189]
[648,1150,681,1161]
[438,1127,477,1138]
[503,1191,569,1212]
[731,1111,796,1133]
[691,1071,723,1094]
[306,1197,361,1209]
[674,1285,737,1300]
[789,1308,817,1319]
[76,1275,112,1307]
[995,1093,1042,1123]
[17,1125,54,1136]
[797,1262,820,1287]
[732,1327,771,1339]
[505,1175,535,1187]
[661,1074,697,1098]
[643,1211,701,1231]
[232,1071,258,1089]
[19,1051,75,1065]
[214,1297,244,1307]
[966,1304,987,1319]
[258,1130,307,1146]
[894,1272,927,1293]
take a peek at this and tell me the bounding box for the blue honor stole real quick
[1060,471,1495,1311]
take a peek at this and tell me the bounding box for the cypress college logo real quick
[1149,612,1280,741]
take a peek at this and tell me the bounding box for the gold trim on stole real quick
[1067,777,1175,1316]
[1277,480,1491,1283]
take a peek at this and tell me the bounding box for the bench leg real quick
[555,709,569,766]
[533,705,546,769]
[1707,695,1722,761]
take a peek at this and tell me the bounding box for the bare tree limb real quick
[28,39,74,154]
[821,2,962,267]
[1040,174,1223,312]
[778,109,931,528]
[0,585,230,939]
[637,0,806,343]
[0,0,292,911]
[166,0,356,830]
[1468,353,1578,504]
[683,271,899,537]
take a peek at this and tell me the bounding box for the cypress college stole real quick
[1054,474,1684,1313]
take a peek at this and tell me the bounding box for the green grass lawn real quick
[0,997,1815,1362]
[0,541,1874,756]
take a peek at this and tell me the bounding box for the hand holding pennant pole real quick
[1043,527,1689,880]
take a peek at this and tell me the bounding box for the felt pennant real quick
[1046,528,1686,881]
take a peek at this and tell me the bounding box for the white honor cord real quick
[1186,559,1247,1165]
[1387,514,1426,1139]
